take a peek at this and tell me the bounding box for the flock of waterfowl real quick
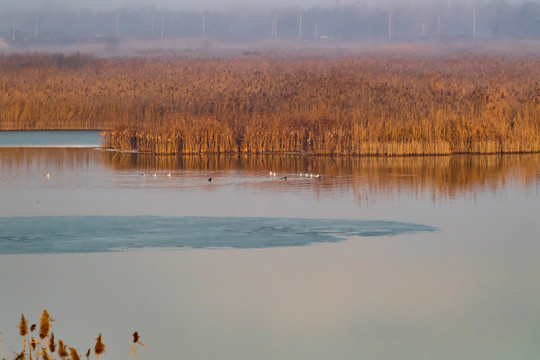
[43,171,322,181]
[139,172,172,177]
[269,171,321,181]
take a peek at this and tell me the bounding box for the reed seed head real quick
[14,351,24,360]
[19,314,28,337]
[132,332,139,344]
[41,350,50,360]
[30,338,36,351]
[85,348,90,359]
[39,311,50,340]
[58,340,68,359]
[69,348,81,360]
[48,332,56,353]
[30,324,36,333]
[94,334,105,355]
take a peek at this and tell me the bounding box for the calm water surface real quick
[0,131,102,148]
[1,132,539,360]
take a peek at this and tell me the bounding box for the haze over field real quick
[1,0,540,46]
[1,0,533,11]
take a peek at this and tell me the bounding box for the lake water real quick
[1,131,539,360]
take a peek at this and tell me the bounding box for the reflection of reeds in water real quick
[104,152,540,203]
[1,147,539,203]
[349,155,539,206]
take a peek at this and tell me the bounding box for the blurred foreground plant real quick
[1,311,143,360]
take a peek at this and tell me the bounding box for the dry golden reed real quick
[19,315,28,338]
[38,311,50,340]
[1,53,539,156]
[57,340,68,360]
[69,348,81,360]
[94,333,105,360]
[48,333,55,354]
[18,314,28,356]
[5,311,134,360]
[128,331,146,360]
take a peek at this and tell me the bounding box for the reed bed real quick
[1,53,539,155]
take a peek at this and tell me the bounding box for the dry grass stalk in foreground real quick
[1,53,539,155]
[93,334,105,360]
[127,332,146,360]
[18,315,27,355]
[1,311,142,360]
[68,348,80,360]
[1,331,5,360]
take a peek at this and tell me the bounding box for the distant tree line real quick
[1,1,540,42]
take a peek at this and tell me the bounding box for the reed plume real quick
[48,333,56,353]
[18,314,28,360]
[5,311,138,360]
[57,340,68,360]
[7,310,147,360]
[69,348,80,360]
[94,334,105,360]
[19,314,28,337]
[39,311,50,340]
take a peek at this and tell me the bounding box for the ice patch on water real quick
[0,216,436,254]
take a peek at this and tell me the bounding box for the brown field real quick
[0,53,539,155]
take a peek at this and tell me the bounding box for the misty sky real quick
[2,0,531,12]
[5,0,340,11]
